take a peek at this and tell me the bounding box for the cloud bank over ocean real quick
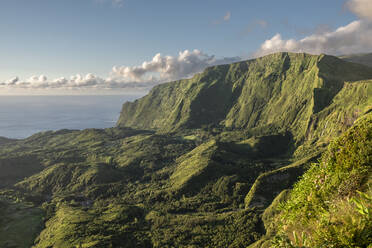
[0,50,241,91]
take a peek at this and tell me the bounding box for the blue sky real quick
[0,0,371,94]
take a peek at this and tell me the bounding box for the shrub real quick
[272,114,372,247]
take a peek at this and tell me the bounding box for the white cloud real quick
[224,11,231,21]
[257,20,268,28]
[1,50,241,91]
[112,0,124,7]
[242,19,269,35]
[347,0,372,21]
[213,11,232,24]
[255,0,372,57]
[112,49,241,82]
[255,20,372,57]
[6,77,19,85]
[95,0,124,8]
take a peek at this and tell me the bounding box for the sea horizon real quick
[0,94,144,139]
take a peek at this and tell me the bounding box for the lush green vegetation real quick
[0,52,371,247]
[251,114,372,248]
[273,114,371,248]
[0,191,44,248]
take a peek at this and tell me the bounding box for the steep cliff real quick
[117,52,372,147]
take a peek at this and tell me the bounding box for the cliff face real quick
[117,52,372,145]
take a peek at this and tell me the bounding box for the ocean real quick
[0,95,143,139]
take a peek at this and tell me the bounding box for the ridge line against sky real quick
[0,0,371,94]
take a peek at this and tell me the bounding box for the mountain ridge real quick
[117,52,372,149]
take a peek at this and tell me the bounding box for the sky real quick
[0,0,371,95]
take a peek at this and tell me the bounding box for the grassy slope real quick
[35,203,150,248]
[0,127,266,247]
[0,127,278,247]
[244,154,319,209]
[250,113,372,247]
[0,192,44,248]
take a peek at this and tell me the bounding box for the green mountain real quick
[0,52,371,248]
[117,53,372,148]
[340,52,372,67]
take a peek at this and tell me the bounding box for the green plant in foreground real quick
[349,190,371,219]
[271,114,372,248]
